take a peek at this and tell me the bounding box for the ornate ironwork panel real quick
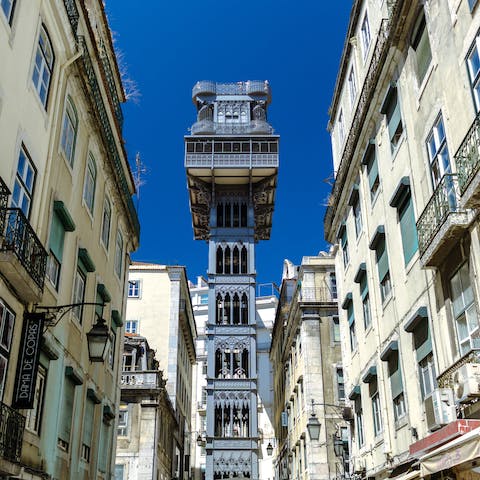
[63,0,79,39]
[1,209,47,290]
[0,177,10,240]
[100,40,124,128]
[0,401,25,463]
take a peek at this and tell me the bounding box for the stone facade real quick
[326,1,480,479]
[0,1,138,478]
[270,256,345,480]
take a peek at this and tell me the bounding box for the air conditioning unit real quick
[424,388,456,431]
[454,363,480,403]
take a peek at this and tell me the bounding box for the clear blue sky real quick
[106,1,350,286]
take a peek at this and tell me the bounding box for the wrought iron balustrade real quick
[0,177,10,238]
[78,36,140,239]
[300,287,336,303]
[324,0,403,237]
[0,401,25,463]
[100,41,124,128]
[455,110,480,195]
[416,174,465,256]
[63,0,79,39]
[1,209,47,290]
[192,80,271,98]
[191,121,273,135]
[121,371,163,389]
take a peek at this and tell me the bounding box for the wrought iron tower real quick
[185,81,279,480]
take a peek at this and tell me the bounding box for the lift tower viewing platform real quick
[185,80,279,480]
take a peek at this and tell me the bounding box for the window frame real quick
[348,65,357,106]
[83,154,97,214]
[426,113,451,189]
[100,196,112,250]
[25,365,46,434]
[32,24,54,108]
[12,145,36,218]
[125,320,139,334]
[60,97,78,167]
[0,299,15,401]
[411,12,432,85]
[360,12,371,60]
[371,391,383,436]
[114,229,124,279]
[72,267,86,323]
[127,280,141,298]
[1,0,16,24]
[467,33,480,112]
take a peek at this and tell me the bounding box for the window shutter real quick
[360,275,369,300]
[49,211,65,261]
[347,303,355,326]
[399,193,418,264]
[390,367,404,399]
[415,26,432,82]
[83,397,95,447]
[59,377,75,444]
[376,240,389,281]
[367,155,378,188]
[387,100,401,141]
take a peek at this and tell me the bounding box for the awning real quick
[420,426,480,476]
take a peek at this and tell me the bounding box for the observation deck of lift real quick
[185,80,279,241]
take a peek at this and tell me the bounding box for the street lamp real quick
[266,441,274,456]
[86,315,111,362]
[307,411,321,440]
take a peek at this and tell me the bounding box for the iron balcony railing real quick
[121,371,163,389]
[299,287,336,303]
[416,174,465,256]
[185,153,278,168]
[191,121,273,135]
[0,401,26,463]
[0,177,10,237]
[324,0,403,238]
[1,209,47,291]
[192,80,271,99]
[63,0,79,39]
[455,109,480,195]
[100,40,124,128]
[78,36,140,239]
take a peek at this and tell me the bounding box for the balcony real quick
[0,209,47,301]
[191,121,273,136]
[63,0,79,38]
[455,110,480,208]
[192,80,271,102]
[416,174,471,267]
[120,371,164,402]
[0,402,25,463]
[299,287,336,304]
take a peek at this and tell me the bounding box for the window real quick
[365,146,380,202]
[32,25,54,107]
[115,465,125,480]
[83,154,97,213]
[360,12,371,59]
[338,110,345,146]
[386,351,406,422]
[467,34,480,111]
[359,274,371,329]
[383,87,404,153]
[1,0,15,24]
[450,262,479,356]
[373,234,391,303]
[101,197,112,249]
[469,0,479,11]
[25,366,46,434]
[117,404,129,436]
[82,398,95,462]
[411,13,432,84]
[114,230,124,278]
[329,272,337,299]
[200,294,208,305]
[109,328,116,369]
[354,397,364,447]
[340,226,349,268]
[396,187,418,265]
[12,146,36,217]
[419,354,437,399]
[353,197,362,237]
[60,97,78,166]
[336,367,345,401]
[348,303,357,351]
[72,267,86,322]
[128,280,140,298]
[0,299,14,400]
[372,391,382,436]
[125,320,138,334]
[348,66,357,105]
[393,393,406,421]
[58,376,76,452]
[426,114,451,188]
[332,316,340,343]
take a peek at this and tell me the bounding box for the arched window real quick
[233,293,240,324]
[83,154,97,213]
[224,293,231,324]
[32,25,54,107]
[242,349,249,377]
[61,97,78,166]
[217,202,224,227]
[216,294,223,324]
[241,203,248,227]
[216,246,223,273]
[241,293,248,324]
[233,246,240,274]
[215,349,222,377]
[233,203,240,227]
[241,246,248,274]
[224,246,231,273]
[225,202,231,226]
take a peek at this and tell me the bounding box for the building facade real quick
[189,278,278,480]
[185,80,279,480]
[0,0,138,478]
[126,263,197,480]
[115,334,177,480]
[270,256,346,480]
[325,0,480,479]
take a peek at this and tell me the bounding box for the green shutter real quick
[390,367,404,399]
[347,303,355,326]
[376,240,389,281]
[387,101,401,141]
[414,318,433,362]
[83,398,95,447]
[367,155,379,189]
[49,212,65,261]
[360,275,369,300]
[59,377,75,444]
[399,194,419,264]
[414,18,432,83]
